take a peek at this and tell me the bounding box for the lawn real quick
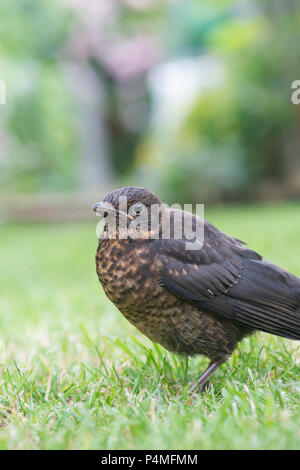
[0,202,299,450]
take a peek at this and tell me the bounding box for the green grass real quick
[0,202,300,449]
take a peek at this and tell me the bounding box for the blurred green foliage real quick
[8,65,77,191]
[137,0,300,203]
[0,0,77,192]
[0,0,299,201]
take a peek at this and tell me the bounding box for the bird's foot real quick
[200,379,211,393]
[188,361,220,395]
[188,379,211,394]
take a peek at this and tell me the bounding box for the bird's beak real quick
[93,202,115,218]
[93,202,134,220]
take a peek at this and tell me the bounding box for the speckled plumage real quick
[94,186,300,390]
[96,237,249,362]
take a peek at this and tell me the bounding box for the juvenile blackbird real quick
[94,186,300,391]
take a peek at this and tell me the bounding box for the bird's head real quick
[93,186,163,240]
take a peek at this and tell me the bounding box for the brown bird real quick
[94,186,300,391]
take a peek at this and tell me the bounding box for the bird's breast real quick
[96,238,173,343]
[95,238,246,359]
[96,238,162,310]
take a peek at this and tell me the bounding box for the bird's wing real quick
[156,212,300,340]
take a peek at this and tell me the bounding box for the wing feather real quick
[156,210,300,340]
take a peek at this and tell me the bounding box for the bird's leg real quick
[189,362,220,393]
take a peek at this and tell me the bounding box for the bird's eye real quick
[133,202,143,215]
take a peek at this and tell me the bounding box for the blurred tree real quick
[62,0,161,177]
